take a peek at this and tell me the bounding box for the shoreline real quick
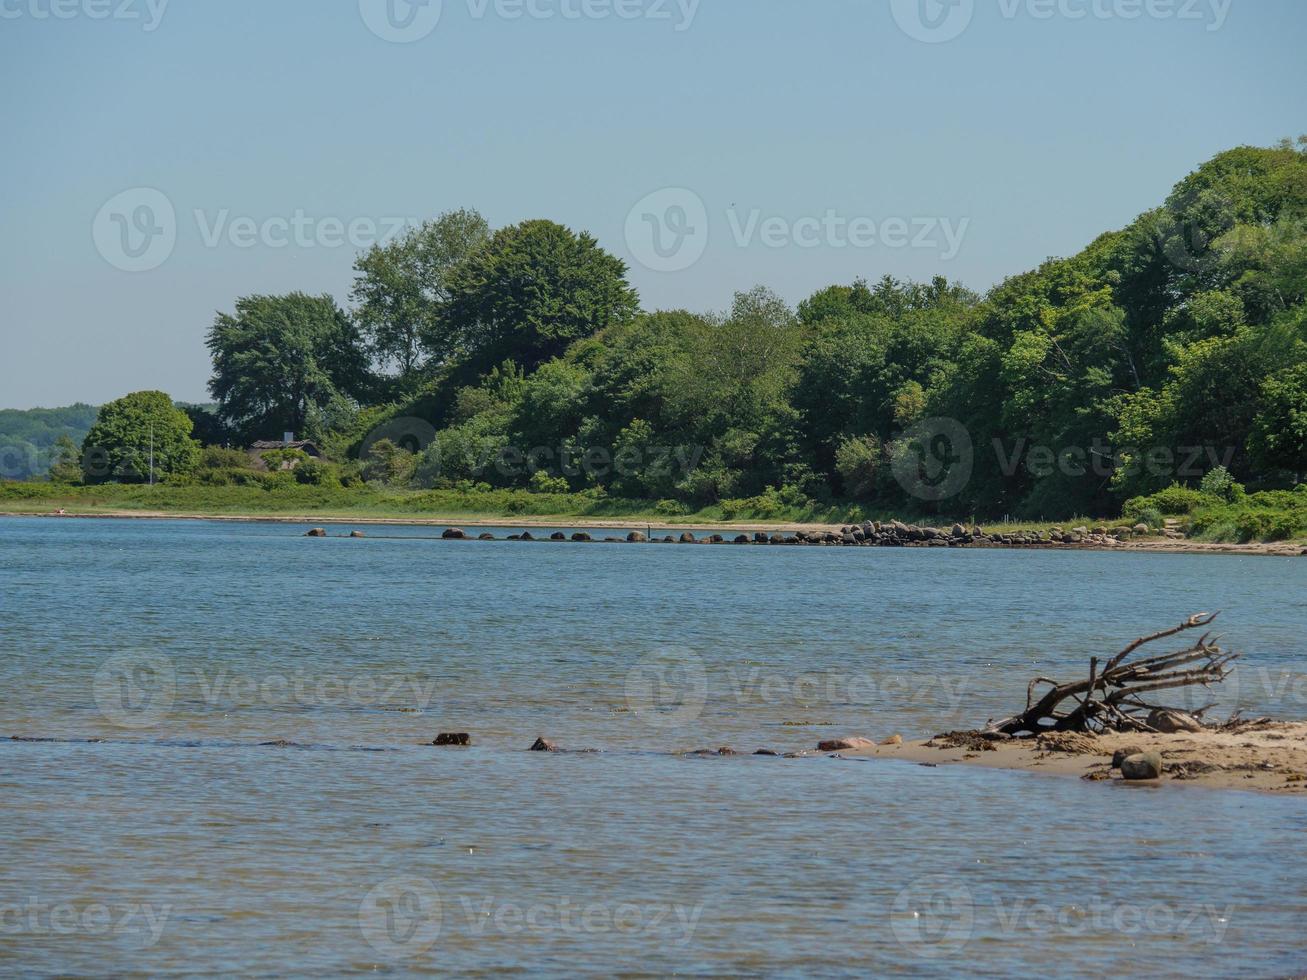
[3,508,1305,556]
[839,722,1307,795]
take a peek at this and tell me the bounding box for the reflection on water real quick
[1,517,1305,975]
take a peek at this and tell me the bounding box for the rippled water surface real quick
[2,517,1306,976]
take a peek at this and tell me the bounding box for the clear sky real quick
[2,0,1304,409]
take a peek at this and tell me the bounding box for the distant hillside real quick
[0,404,99,480]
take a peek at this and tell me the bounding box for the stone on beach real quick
[1120,751,1163,780]
[817,736,876,752]
[1111,745,1146,768]
[1146,708,1205,733]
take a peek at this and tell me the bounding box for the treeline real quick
[48,141,1307,525]
[0,404,99,479]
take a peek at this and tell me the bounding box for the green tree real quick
[351,209,491,382]
[207,293,371,443]
[81,391,200,484]
[439,219,639,373]
[47,435,83,483]
[1250,360,1307,481]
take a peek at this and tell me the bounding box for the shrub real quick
[1134,506,1164,530]
[1199,465,1244,503]
[528,471,570,494]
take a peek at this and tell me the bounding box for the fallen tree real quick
[986,613,1241,736]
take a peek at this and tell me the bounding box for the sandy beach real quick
[835,721,1307,795]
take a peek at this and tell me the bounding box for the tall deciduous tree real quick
[80,391,200,483]
[439,219,639,374]
[351,209,491,383]
[207,293,371,443]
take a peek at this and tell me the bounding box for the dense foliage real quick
[15,142,1306,532]
[0,404,97,479]
[80,390,201,483]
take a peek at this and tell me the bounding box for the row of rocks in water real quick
[428,521,1158,548]
[431,732,904,758]
[307,521,1162,547]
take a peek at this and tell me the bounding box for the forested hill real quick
[24,140,1307,526]
[0,405,99,480]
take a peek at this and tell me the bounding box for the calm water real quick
[1,516,1305,976]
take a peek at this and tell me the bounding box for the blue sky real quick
[2,0,1304,409]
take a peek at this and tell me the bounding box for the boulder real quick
[626,531,647,543]
[305,528,327,537]
[1111,745,1146,769]
[433,732,470,746]
[1120,751,1163,781]
[817,736,876,752]
[1146,708,1205,733]
[529,737,558,752]
[441,528,466,540]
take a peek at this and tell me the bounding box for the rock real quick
[1111,745,1146,769]
[571,532,592,542]
[1072,526,1089,536]
[626,531,647,543]
[679,532,696,544]
[433,732,470,746]
[550,532,567,541]
[879,734,904,746]
[529,737,558,752]
[305,528,327,537]
[442,528,466,540]
[1133,522,1150,535]
[817,736,876,752]
[478,532,495,541]
[1120,751,1163,781]
[1146,708,1205,733]
[349,530,366,538]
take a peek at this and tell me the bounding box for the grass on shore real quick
[0,480,1114,534]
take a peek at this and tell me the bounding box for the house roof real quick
[250,440,319,451]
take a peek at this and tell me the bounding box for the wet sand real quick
[838,721,1307,795]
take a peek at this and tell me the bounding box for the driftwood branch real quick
[986,613,1240,736]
